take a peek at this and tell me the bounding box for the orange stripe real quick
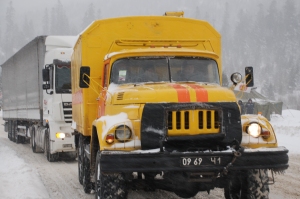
[170,84,190,102]
[189,84,208,102]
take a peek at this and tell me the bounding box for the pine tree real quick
[42,8,49,35]
[49,0,70,35]
[20,17,35,43]
[220,2,233,73]
[4,1,18,59]
[96,8,102,20]
[82,3,95,30]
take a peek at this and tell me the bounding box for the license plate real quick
[180,156,222,167]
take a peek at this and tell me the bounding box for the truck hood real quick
[107,82,236,104]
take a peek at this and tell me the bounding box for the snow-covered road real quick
[1,113,299,199]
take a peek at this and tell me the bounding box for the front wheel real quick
[224,169,269,199]
[95,150,127,199]
[45,130,59,162]
[82,146,93,193]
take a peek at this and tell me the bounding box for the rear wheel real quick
[45,129,59,162]
[13,121,22,144]
[12,121,16,142]
[31,127,38,153]
[224,169,269,199]
[8,121,12,141]
[78,134,84,185]
[95,150,127,199]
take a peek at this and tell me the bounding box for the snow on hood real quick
[97,112,132,139]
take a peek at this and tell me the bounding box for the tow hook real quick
[223,147,244,175]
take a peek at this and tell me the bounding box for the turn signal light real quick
[106,134,115,144]
[261,130,270,139]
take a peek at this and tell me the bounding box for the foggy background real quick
[1,0,300,109]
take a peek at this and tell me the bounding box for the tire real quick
[8,121,12,141]
[224,169,269,199]
[31,127,38,153]
[78,135,84,185]
[95,150,127,199]
[45,130,59,162]
[12,121,16,142]
[175,188,198,198]
[248,169,269,199]
[14,121,21,144]
[83,147,93,193]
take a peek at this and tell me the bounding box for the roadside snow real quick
[0,145,49,198]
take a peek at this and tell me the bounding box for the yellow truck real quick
[71,12,288,199]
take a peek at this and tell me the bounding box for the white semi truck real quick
[1,35,77,162]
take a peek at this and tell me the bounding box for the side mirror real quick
[79,66,90,88]
[42,69,50,82]
[42,84,50,90]
[245,66,254,87]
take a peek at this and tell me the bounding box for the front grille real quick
[117,92,124,100]
[62,102,72,123]
[167,109,220,135]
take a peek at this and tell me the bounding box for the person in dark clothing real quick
[238,100,245,115]
[245,98,254,114]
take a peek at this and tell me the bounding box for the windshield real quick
[55,63,71,93]
[110,57,220,85]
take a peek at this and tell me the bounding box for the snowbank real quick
[270,109,300,154]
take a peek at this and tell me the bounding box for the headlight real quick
[115,125,132,142]
[230,72,242,84]
[56,132,65,139]
[246,123,261,138]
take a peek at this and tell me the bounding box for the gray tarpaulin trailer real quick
[2,36,45,121]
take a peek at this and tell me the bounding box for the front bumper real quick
[100,146,288,173]
[52,138,76,153]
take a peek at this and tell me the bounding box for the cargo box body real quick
[2,36,46,121]
[72,16,221,136]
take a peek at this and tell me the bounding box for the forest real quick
[0,0,300,109]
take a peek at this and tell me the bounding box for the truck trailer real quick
[1,35,77,162]
[71,12,288,198]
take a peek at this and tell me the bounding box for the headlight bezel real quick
[115,125,132,142]
[230,72,242,85]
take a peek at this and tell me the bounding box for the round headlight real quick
[247,123,261,138]
[115,125,132,142]
[230,73,242,84]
